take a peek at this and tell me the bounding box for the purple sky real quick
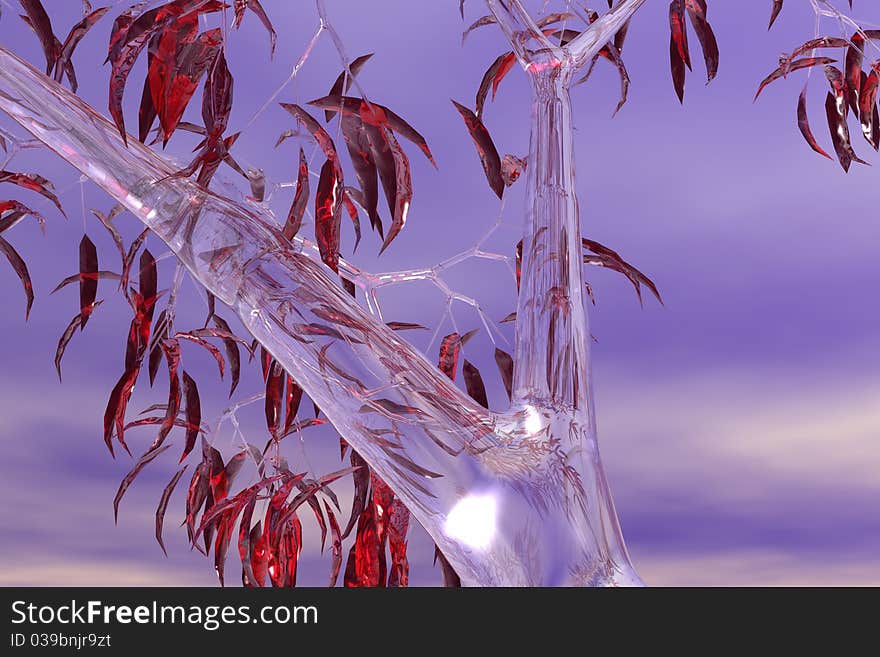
[1,0,878,586]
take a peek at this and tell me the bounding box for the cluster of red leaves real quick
[277,54,436,277]
[667,0,719,103]
[15,0,875,589]
[755,27,880,171]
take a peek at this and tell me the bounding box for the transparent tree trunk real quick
[0,0,646,586]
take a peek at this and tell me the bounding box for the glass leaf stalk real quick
[0,0,646,585]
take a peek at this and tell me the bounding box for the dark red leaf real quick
[343,500,382,587]
[475,51,515,117]
[462,360,488,408]
[451,100,503,199]
[824,90,867,172]
[55,301,104,381]
[175,332,225,379]
[0,171,65,217]
[181,370,201,462]
[859,64,880,149]
[0,235,34,319]
[669,0,690,103]
[211,315,242,396]
[0,201,46,234]
[339,114,383,237]
[315,158,343,273]
[283,376,303,436]
[113,445,171,522]
[265,360,284,440]
[342,450,368,539]
[19,0,60,76]
[755,57,837,100]
[50,270,119,295]
[56,6,110,93]
[684,0,718,84]
[103,366,139,457]
[238,495,258,586]
[148,338,181,453]
[435,547,462,587]
[386,321,428,331]
[78,234,98,329]
[582,238,663,305]
[283,147,309,241]
[494,347,514,401]
[342,189,362,252]
[155,464,187,555]
[325,501,343,587]
[797,84,832,159]
[769,0,783,30]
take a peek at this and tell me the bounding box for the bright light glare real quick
[444,493,498,551]
[524,405,542,434]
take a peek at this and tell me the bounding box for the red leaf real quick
[365,123,411,254]
[339,114,383,237]
[238,496,258,586]
[0,201,46,234]
[386,321,428,331]
[435,547,462,587]
[265,360,284,440]
[343,500,382,587]
[684,0,718,84]
[475,51,515,117]
[462,360,488,408]
[113,445,171,522]
[824,90,867,172]
[56,6,110,93]
[181,370,201,461]
[202,48,233,137]
[582,238,663,305]
[283,376,303,436]
[51,270,119,295]
[0,235,34,319]
[325,501,343,587]
[769,0,784,30]
[211,315,242,396]
[175,332,225,379]
[859,64,880,149]
[54,301,104,381]
[315,158,343,273]
[451,100,503,199]
[437,329,477,380]
[669,0,690,103]
[342,450,369,539]
[797,84,832,159]
[155,464,187,555]
[0,171,65,217]
[755,57,837,101]
[494,347,514,401]
[19,0,60,76]
[283,147,309,241]
[78,235,98,329]
[103,366,139,457]
[148,338,181,453]
[342,189,362,252]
